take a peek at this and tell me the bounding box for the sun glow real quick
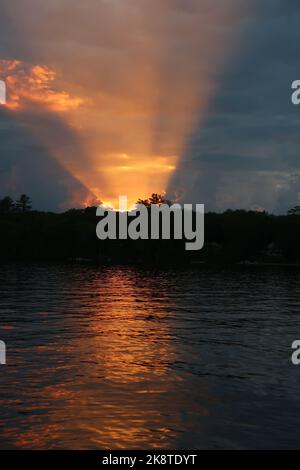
[0,0,249,209]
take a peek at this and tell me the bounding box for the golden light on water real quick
[0,267,210,449]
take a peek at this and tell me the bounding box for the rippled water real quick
[0,264,300,449]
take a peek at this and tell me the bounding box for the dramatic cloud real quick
[0,60,83,111]
[0,0,246,209]
[168,0,300,213]
[0,0,299,212]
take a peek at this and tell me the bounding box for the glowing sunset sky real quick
[0,0,247,209]
[1,0,300,212]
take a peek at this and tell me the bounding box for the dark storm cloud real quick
[168,0,300,213]
[0,2,95,211]
[0,107,95,211]
[1,0,300,212]
[1,0,246,208]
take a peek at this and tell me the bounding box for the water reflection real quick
[0,266,209,449]
[71,267,189,448]
[1,265,300,449]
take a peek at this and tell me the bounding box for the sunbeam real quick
[1,0,249,209]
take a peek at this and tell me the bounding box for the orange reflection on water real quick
[74,268,184,448]
[0,267,209,449]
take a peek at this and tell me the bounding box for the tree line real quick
[0,195,32,213]
[0,193,300,265]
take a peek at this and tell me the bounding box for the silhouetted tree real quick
[136,198,151,208]
[15,194,32,212]
[0,196,15,213]
[136,193,171,207]
[0,194,300,265]
[288,206,300,215]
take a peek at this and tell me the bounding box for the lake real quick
[0,264,299,449]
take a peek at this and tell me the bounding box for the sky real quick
[0,0,299,213]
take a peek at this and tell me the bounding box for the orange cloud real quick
[0,59,83,111]
[0,0,249,210]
